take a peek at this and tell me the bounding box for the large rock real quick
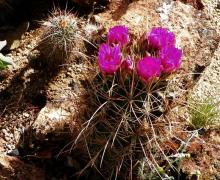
[95,0,219,66]
[190,0,220,103]
[0,22,29,50]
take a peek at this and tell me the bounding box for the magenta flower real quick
[148,27,175,49]
[159,46,182,73]
[98,43,122,74]
[107,25,130,47]
[121,56,133,72]
[136,57,161,82]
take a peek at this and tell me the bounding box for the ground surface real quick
[0,0,220,179]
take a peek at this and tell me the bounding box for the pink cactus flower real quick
[121,56,133,72]
[159,46,182,73]
[107,25,130,47]
[136,57,161,83]
[98,43,122,74]
[148,27,175,49]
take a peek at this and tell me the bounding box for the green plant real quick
[189,98,219,129]
[0,40,14,70]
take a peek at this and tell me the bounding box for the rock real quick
[94,0,161,35]
[191,43,220,104]
[180,129,220,179]
[23,112,30,118]
[0,154,45,179]
[32,101,75,139]
[158,0,219,67]
[7,149,19,156]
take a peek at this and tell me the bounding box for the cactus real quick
[39,9,86,68]
[38,8,102,69]
[74,26,183,178]
[80,73,167,178]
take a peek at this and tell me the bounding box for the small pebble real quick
[7,149,19,156]
[23,112,30,118]
[2,129,7,135]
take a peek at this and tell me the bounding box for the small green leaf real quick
[0,53,13,65]
[0,61,8,70]
[0,53,14,70]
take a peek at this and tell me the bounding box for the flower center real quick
[105,54,112,62]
